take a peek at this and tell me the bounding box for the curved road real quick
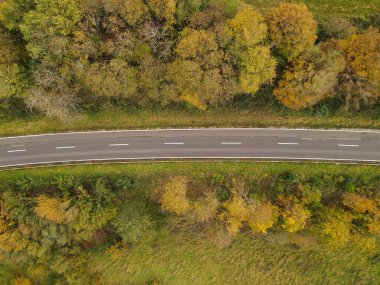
[1,128,380,168]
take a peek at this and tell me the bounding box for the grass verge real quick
[1,105,379,137]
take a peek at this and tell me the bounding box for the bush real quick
[282,171,298,184]
[112,200,158,244]
[216,186,230,202]
[344,175,356,192]
[161,176,190,215]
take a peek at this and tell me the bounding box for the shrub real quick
[160,176,190,215]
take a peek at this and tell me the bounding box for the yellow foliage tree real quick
[161,176,190,215]
[282,203,311,233]
[223,191,248,235]
[367,218,380,235]
[122,0,148,26]
[239,46,276,94]
[246,201,279,234]
[11,277,31,285]
[228,5,267,47]
[266,3,317,61]
[34,195,70,224]
[318,207,353,247]
[175,28,219,60]
[168,28,238,108]
[148,0,176,26]
[228,5,276,94]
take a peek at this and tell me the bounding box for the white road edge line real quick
[1,156,379,169]
[277,142,299,145]
[221,142,242,145]
[337,144,359,147]
[164,142,184,145]
[110,144,129,146]
[7,149,26,153]
[56,146,76,149]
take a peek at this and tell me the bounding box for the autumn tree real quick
[223,191,248,235]
[228,5,276,94]
[26,65,78,122]
[34,195,71,224]
[317,207,353,247]
[246,201,279,234]
[77,59,138,99]
[266,3,317,61]
[161,176,190,215]
[282,202,311,233]
[343,193,379,215]
[167,28,238,108]
[337,28,380,109]
[148,0,176,26]
[0,27,23,64]
[194,191,220,223]
[11,277,31,285]
[274,46,344,110]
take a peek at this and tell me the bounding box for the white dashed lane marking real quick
[164,142,184,145]
[56,146,76,149]
[277,142,299,145]
[110,144,130,147]
[7,149,26,153]
[221,142,242,145]
[338,144,359,147]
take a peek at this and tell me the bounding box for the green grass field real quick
[246,0,379,20]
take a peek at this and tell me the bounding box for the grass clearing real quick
[246,0,379,20]
[93,225,379,285]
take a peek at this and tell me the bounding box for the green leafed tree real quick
[0,63,29,98]
[0,0,34,30]
[19,0,81,59]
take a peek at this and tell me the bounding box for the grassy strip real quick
[1,106,380,137]
[246,0,379,20]
[1,161,378,186]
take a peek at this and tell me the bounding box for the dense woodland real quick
[0,0,379,122]
[0,164,379,284]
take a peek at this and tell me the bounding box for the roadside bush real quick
[160,176,190,215]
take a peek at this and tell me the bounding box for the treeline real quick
[0,169,379,283]
[0,0,379,121]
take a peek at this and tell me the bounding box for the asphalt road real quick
[1,128,380,168]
